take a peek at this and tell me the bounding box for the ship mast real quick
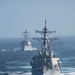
[34,19,58,52]
[23,31,29,41]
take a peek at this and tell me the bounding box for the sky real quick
[0,0,75,38]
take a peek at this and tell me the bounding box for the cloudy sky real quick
[0,0,75,38]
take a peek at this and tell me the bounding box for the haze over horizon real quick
[0,0,75,38]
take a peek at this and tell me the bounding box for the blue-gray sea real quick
[0,36,75,75]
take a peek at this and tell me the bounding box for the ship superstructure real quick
[30,20,61,75]
[21,31,37,51]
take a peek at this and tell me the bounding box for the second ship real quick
[21,30,38,51]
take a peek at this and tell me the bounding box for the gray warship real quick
[21,31,37,51]
[30,20,61,75]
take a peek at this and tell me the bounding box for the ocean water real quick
[0,37,75,75]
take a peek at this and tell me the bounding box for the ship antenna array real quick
[33,19,58,51]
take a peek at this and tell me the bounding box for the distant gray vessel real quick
[30,20,61,75]
[21,31,37,51]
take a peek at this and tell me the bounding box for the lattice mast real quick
[23,31,29,41]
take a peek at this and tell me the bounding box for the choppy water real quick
[0,37,75,75]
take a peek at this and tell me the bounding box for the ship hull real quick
[31,56,60,75]
[32,68,60,75]
[43,69,60,75]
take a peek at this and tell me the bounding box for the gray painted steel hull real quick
[32,68,60,75]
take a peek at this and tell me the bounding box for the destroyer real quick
[21,31,37,51]
[30,20,61,75]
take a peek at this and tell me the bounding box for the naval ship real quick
[21,31,37,51]
[30,20,61,75]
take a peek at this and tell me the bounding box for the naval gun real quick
[30,19,61,75]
